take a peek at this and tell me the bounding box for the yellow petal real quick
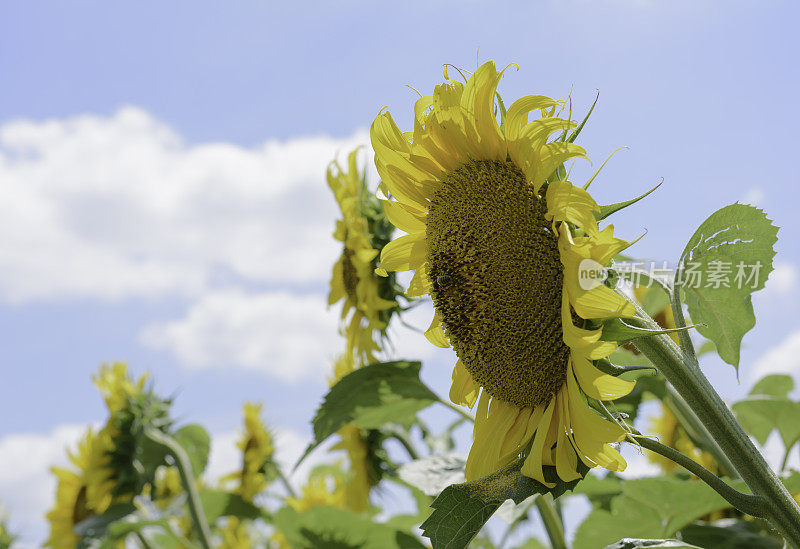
[555,391,582,482]
[546,180,600,237]
[572,355,635,401]
[379,233,426,272]
[407,262,433,297]
[383,200,427,234]
[505,95,560,141]
[521,398,557,487]
[450,360,479,408]
[425,312,449,348]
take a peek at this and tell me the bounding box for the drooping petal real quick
[572,354,635,401]
[450,361,480,408]
[425,311,449,348]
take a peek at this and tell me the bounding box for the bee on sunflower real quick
[328,148,406,368]
[373,60,640,486]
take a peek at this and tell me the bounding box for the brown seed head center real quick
[426,159,570,409]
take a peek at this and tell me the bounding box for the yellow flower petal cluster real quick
[373,60,637,485]
[45,430,115,548]
[286,468,347,513]
[234,402,276,502]
[328,149,397,367]
[93,362,147,415]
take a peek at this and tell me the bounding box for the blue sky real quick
[1,0,799,545]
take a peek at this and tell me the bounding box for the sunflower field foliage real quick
[9,59,800,548]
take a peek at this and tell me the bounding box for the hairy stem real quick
[144,428,213,549]
[631,322,800,546]
[534,494,567,549]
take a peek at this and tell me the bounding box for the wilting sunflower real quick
[328,149,400,367]
[373,60,638,485]
[228,402,277,502]
[45,429,115,548]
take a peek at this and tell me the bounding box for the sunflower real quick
[328,356,381,513]
[372,60,638,485]
[229,402,277,502]
[286,468,348,513]
[45,429,115,548]
[93,362,147,415]
[328,149,400,367]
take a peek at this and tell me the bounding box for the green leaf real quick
[678,203,778,370]
[273,505,426,549]
[696,339,717,356]
[172,424,210,477]
[198,490,264,524]
[298,361,438,465]
[750,375,794,398]
[513,538,548,549]
[421,455,586,549]
[731,396,800,447]
[604,540,700,549]
[75,504,138,548]
[679,519,783,549]
[573,477,732,549]
[397,454,467,496]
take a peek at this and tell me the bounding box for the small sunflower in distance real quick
[328,148,401,367]
[373,61,638,485]
[230,402,277,502]
[45,429,115,548]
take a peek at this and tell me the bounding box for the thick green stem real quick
[662,385,739,479]
[632,326,800,546]
[144,428,213,549]
[534,494,567,549]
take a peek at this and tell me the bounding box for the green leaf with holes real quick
[678,203,778,371]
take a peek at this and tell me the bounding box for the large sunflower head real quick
[45,429,115,548]
[373,60,638,485]
[328,148,403,367]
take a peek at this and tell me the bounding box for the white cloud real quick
[751,328,800,380]
[0,424,86,547]
[764,262,798,297]
[0,107,369,302]
[141,290,343,381]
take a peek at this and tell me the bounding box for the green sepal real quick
[566,91,599,144]
[596,180,663,220]
[601,317,700,344]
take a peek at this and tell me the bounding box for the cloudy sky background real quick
[1,0,799,545]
